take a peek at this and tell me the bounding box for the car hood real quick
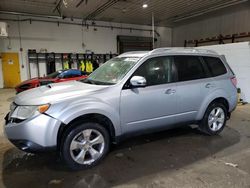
[15,81,110,105]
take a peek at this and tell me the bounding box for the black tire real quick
[199,102,227,136]
[60,122,110,170]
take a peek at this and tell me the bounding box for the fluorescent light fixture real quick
[142,3,148,8]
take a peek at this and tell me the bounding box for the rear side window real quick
[203,57,227,77]
[174,56,207,82]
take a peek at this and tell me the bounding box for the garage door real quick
[117,36,153,54]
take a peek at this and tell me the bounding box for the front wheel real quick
[199,102,227,135]
[61,122,110,170]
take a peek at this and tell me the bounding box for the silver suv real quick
[5,48,238,169]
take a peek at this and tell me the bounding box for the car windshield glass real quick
[81,57,140,85]
[46,71,63,78]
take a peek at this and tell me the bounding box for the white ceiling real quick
[0,0,248,26]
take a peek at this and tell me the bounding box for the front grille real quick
[6,117,25,125]
[10,118,25,124]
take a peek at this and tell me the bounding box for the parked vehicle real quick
[15,69,88,93]
[5,48,237,169]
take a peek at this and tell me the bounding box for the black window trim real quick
[199,56,213,78]
[201,56,228,78]
[122,54,225,89]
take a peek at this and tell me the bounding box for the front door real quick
[2,53,21,88]
[120,56,177,134]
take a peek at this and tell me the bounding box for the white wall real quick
[198,42,250,102]
[173,2,250,47]
[0,18,172,87]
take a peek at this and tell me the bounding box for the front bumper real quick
[4,113,62,152]
[8,139,56,153]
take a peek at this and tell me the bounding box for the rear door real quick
[202,56,228,88]
[202,56,236,105]
[173,55,214,122]
[120,56,178,134]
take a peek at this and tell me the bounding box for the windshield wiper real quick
[80,78,115,85]
[81,79,96,85]
[95,81,115,85]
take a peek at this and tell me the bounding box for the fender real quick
[46,97,121,136]
[196,88,230,120]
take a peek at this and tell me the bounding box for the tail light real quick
[230,76,237,88]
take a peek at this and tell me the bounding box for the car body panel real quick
[5,113,61,147]
[46,93,122,136]
[15,81,109,105]
[120,82,177,133]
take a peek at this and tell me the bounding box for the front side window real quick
[82,57,140,85]
[174,56,207,82]
[133,56,174,86]
[203,56,227,77]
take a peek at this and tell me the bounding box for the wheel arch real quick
[57,113,118,150]
[197,96,230,120]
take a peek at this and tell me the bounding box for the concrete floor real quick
[0,89,250,188]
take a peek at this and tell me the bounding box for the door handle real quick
[205,83,215,88]
[165,89,176,94]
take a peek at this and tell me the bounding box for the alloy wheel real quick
[69,129,105,165]
[208,107,225,132]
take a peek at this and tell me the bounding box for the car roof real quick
[118,48,219,58]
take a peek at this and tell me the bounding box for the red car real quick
[15,69,87,93]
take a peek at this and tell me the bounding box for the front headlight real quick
[10,104,50,120]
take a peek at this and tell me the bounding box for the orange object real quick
[2,53,21,88]
[38,104,50,113]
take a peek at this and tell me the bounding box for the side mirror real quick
[130,76,146,87]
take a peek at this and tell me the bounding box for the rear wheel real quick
[61,122,110,170]
[199,102,227,135]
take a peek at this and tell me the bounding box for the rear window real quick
[174,56,207,82]
[203,57,227,77]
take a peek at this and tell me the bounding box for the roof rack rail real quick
[149,47,218,55]
[121,51,149,55]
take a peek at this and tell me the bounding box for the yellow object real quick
[79,60,85,71]
[63,60,69,69]
[86,61,93,73]
[1,53,21,88]
[38,104,50,113]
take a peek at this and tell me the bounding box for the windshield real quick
[46,70,63,78]
[82,57,140,85]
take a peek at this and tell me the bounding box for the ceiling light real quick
[142,3,148,8]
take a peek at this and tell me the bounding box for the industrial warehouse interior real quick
[0,0,250,187]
